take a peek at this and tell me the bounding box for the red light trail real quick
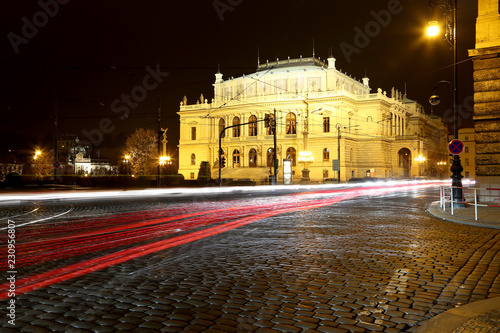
[0,183,440,299]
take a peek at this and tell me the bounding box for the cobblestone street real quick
[1,187,499,332]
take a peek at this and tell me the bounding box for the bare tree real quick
[123,128,158,176]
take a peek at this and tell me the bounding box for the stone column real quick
[468,0,500,196]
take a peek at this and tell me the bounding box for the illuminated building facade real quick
[178,56,448,183]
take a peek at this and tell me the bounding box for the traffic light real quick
[220,157,226,168]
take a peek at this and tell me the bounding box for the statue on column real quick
[161,128,168,156]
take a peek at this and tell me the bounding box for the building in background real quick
[469,0,500,193]
[178,56,448,183]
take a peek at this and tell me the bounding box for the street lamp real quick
[297,151,314,182]
[34,150,42,160]
[414,155,427,177]
[427,0,463,202]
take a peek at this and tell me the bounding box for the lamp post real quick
[427,0,463,202]
[414,155,427,178]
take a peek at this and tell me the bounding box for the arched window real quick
[219,118,225,138]
[267,148,275,168]
[249,115,257,136]
[286,147,296,166]
[191,154,196,166]
[286,112,296,134]
[249,148,257,167]
[233,117,240,137]
[233,149,240,167]
[323,148,330,161]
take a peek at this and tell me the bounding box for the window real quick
[219,118,225,138]
[266,114,275,135]
[191,154,196,165]
[249,115,257,136]
[323,148,330,161]
[465,147,469,154]
[249,148,257,167]
[465,135,469,140]
[267,148,275,167]
[465,158,469,166]
[286,112,296,134]
[191,127,196,140]
[323,117,330,133]
[286,147,296,166]
[233,149,240,167]
[233,117,240,137]
[465,172,470,178]
[190,172,195,179]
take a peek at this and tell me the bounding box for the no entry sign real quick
[448,139,465,155]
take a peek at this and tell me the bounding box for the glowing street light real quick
[427,0,463,202]
[298,151,314,182]
[426,21,440,37]
[34,150,42,160]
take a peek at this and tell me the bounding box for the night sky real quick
[1,0,477,160]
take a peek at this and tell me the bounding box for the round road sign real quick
[53,160,61,169]
[448,139,465,155]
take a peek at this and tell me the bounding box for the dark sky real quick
[1,0,477,159]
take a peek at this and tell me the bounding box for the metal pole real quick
[337,124,341,184]
[157,100,161,188]
[450,0,463,202]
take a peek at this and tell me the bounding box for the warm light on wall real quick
[414,155,426,162]
[298,151,314,163]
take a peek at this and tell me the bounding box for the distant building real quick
[58,137,117,176]
[178,56,448,183]
[0,150,24,181]
[469,0,500,190]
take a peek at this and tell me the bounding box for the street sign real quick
[332,159,339,171]
[53,160,61,169]
[448,139,465,155]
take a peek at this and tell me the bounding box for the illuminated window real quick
[233,117,240,137]
[249,148,257,167]
[233,149,240,167]
[286,147,296,166]
[286,112,296,134]
[323,117,330,133]
[249,115,257,136]
[267,148,275,167]
[323,148,330,161]
[219,118,225,138]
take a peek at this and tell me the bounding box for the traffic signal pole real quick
[218,118,269,187]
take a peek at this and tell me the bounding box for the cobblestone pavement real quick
[1,186,500,332]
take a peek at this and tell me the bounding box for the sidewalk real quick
[416,203,500,332]
[427,201,500,229]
